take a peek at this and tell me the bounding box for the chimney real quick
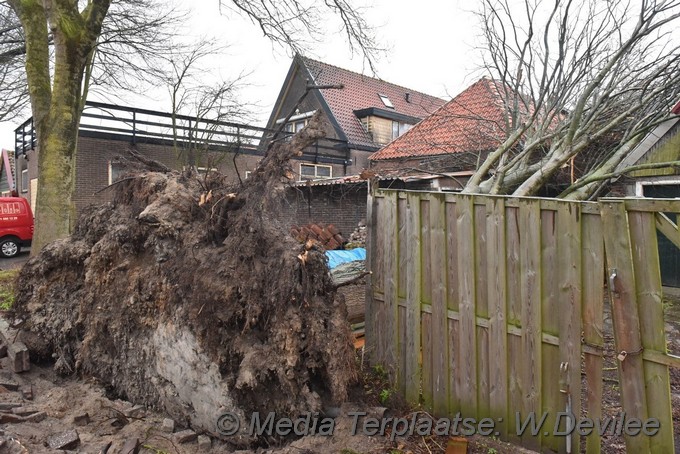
[405,93,411,103]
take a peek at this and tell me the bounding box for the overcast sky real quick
[0,0,483,149]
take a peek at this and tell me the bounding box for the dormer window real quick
[378,94,394,109]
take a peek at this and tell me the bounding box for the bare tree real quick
[460,0,680,199]
[8,0,378,253]
[221,0,381,72]
[0,1,28,122]
[161,39,253,167]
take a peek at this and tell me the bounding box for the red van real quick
[0,197,33,258]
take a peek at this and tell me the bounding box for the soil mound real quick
[11,113,357,446]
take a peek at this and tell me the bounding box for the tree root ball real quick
[12,116,358,446]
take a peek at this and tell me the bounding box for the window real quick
[197,166,218,176]
[379,94,394,109]
[285,119,307,134]
[299,163,332,180]
[21,169,28,193]
[108,162,126,185]
[392,121,412,140]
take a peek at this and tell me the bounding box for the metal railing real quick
[14,101,351,165]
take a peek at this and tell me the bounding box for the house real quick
[612,101,680,197]
[0,149,17,197]
[610,101,680,288]
[263,54,446,180]
[368,77,512,190]
[13,102,288,216]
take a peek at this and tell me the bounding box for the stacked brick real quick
[290,223,345,250]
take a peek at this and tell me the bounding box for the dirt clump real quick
[10,113,357,447]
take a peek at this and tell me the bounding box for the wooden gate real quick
[365,189,679,453]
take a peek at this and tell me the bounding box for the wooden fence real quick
[366,190,679,453]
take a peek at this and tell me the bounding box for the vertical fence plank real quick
[581,213,604,454]
[487,197,508,439]
[539,206,561,453]
[475,202,490,418]
[505,206,523,444]
[446,200,460,414]
[457,194,478,418]
[519,199,542,451]
[396,196,408,395]
[420,198,433,410]
[430,194,449,416]
[404,193,422,404]
[557,202,583,454]
[599,201,650,453]
[365,188,377,363]
[628,210,674,451]
[383,192,399,377]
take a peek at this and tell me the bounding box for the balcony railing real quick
[15,101,351,165]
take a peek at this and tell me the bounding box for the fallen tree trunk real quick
[12,113,357,446]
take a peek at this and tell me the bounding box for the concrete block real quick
[47,429,80,450]
[7,342,29,373]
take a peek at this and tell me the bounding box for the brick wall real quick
[281,183,367,238]
[22,134,368,236]
[74,135,262,213]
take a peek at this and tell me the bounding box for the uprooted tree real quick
[8,0,380,255]
[13,113,358,445]
[459,0,680,199]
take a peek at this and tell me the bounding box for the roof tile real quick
[301,57,446,148]
[370,78,509,160]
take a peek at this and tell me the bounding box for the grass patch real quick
[0,269,19,310]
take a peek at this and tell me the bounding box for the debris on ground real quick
[10,112,358,448]
[290,223,345,250]
[345,220,367,249]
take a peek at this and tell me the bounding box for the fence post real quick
[599,200,650,453]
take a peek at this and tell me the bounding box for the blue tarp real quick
[325,248,366,269]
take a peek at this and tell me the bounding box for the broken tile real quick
[0,380,18,392]
[20,385,33,400]
[174,429,197,443]
[73,412,90,426]
[161,418,175,433]
[124,405,145,418]
[0,413,25,423]
[119,438,140,454]
[47,429,80,450]
[24,411,46,423]
[12,406,39,416]
[197,435,211,450]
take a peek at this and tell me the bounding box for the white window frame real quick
[299,163,332,180]
[108,161,126,185]
[379,94,394,109]
[21,169,28,193]
[245,170,252,179]
[635,178,680,197]
[196,166,218,175]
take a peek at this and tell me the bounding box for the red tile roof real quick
[370,78,509,161]
[301,57,446,149]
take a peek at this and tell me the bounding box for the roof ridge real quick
[299,55,445,102]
